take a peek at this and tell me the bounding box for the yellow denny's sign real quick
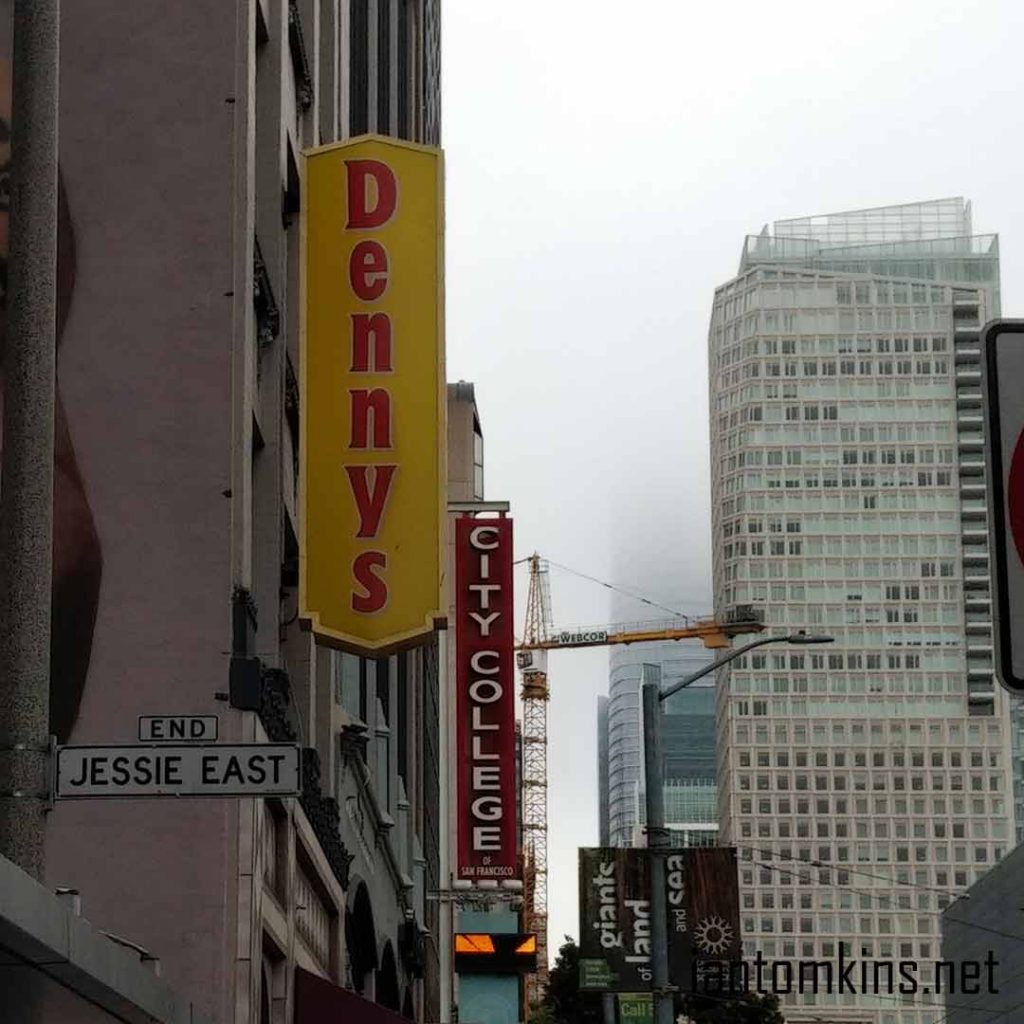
[300,136,444,653]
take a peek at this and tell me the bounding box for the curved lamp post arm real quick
[644,630,832,1023]
[657,632,833,702]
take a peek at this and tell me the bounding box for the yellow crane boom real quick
[516,606,764,652]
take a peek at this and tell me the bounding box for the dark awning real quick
[295,968,410,1023]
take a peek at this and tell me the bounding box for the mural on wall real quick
[0,26,102,743]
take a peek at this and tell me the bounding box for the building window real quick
[349,0,369,135]
[473,429,484,500]
[397,653,409,787]
[377,0,391,134]
[397,0,410,138]
[337,652,363,721]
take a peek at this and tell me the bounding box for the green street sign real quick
[579,958,616,990]
[618,993,654,1021]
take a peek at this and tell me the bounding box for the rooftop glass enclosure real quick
[739,200,1000,313]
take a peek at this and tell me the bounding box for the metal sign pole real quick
[438,626,453,1023]
[642,681,673,1024]
[0,0,60,880]
[602,992,616,1023]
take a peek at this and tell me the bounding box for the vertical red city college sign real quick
[456,517,518,880]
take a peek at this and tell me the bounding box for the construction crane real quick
[515,554,764,1007]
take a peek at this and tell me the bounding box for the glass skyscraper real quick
[600,642,718,848]
[708,199,1014,1024]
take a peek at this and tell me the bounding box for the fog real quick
[443,0,1024,958]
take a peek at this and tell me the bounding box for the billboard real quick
[301,135,444,654]
[578,847,740,993]
[665,846,741,991]
[455,517,517,880]
[578,848,653,991]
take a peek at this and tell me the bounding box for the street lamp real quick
[643,632,834,1024]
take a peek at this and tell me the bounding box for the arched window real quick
[346,882,378,994]
[376,941,400,1010]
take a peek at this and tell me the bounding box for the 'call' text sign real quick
[55,744,302,799]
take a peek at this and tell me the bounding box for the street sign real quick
[455,517,517,881]
[55,744,302,799]
[982,320,1024,691]
[579,959,617,989]
[138,715,218,742]
[618,994,654,1022]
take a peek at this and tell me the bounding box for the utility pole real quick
[641,678,672,1024]
[438,627,453,1022]
[642,632,833,1024]
[601,992,616,1024]
[0,0,61,879]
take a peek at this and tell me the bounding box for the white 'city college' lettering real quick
[466,525,507,854]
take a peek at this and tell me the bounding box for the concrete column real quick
[0,0,60,880]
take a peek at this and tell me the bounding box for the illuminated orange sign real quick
[453,933,539,975]
[454,934,496,954]
[300,136,444,652]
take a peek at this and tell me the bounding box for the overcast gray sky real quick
[442,0,1024,957]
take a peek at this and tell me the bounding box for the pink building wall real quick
[35,4,250,1018]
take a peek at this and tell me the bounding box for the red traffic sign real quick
[983,320,1024,691]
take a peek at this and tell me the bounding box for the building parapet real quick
[0,852,211,1024]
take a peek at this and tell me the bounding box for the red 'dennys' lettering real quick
[345,464,397,538]
[352,551,388,613]
[350,313,393,372]
[349,388,392,449]
[345,159,398,229]
[349,240,389,301]
[341,157,402,621]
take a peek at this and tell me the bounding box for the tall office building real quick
[598,696,611,846]
[708,200,1014,1024]
[600,643,718,848]
[659,679,719,848]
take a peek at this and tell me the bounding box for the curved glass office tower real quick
[601,642,718,848]
[709,200,1014,1024]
